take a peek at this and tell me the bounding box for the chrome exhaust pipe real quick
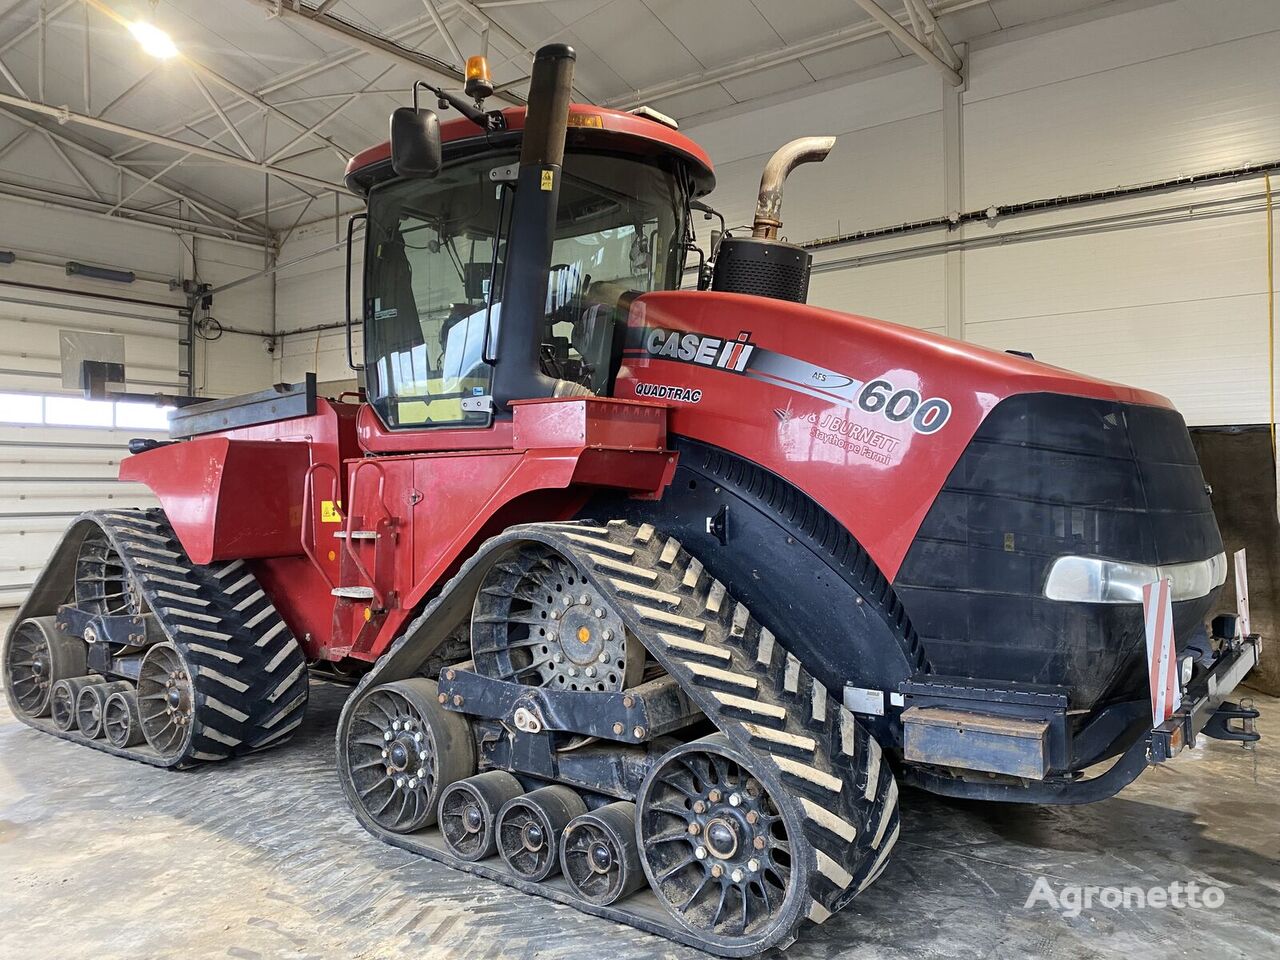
[751,136,836,240]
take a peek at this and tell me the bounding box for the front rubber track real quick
[338,520,900,955]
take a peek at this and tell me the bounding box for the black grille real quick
[894,393,1223,709]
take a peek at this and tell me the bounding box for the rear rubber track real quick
[4,509,309,768]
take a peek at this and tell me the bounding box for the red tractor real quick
[3,44,1261,955]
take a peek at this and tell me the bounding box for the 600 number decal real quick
[857,379,951,434]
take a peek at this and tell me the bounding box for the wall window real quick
[0,393,44,424]
[0,392,174,430]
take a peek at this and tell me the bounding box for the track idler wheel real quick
[76,680,133,739]
[340,678,475,835]
[103,689,145,748]
[137,642,196,760]
[560,801,645,906]
[438,770,523,861]
[637,733,807,950]
[50,676,100,732]
[4,616,87,718]
[497,785,586,882]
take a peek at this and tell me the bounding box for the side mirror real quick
[390,107,442,178]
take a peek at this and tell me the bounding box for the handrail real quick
[343,458,394,608]
[302,461,339,590]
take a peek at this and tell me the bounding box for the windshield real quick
[363,150,690,429]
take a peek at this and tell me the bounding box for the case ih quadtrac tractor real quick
[3,44,1263,956]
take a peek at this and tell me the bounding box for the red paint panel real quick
[512,397,667,451]
[120,437,311,564]
[615,290,1174,581]
[345,105,714,192]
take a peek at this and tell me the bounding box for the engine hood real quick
[616,290,1176,579]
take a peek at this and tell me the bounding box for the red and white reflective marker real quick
[1234,548,1250,638]
[1142,578,1181,727]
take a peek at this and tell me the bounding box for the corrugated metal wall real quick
[0,195,276,606]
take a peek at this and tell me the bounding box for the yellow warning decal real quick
[540,169,554,191]
[321,500,343,523]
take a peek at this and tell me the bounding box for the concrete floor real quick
[2,678,1278,960]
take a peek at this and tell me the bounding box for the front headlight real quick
[1043,552,1227,604]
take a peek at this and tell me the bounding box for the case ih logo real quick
[643,328,756,372]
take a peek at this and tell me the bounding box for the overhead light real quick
[128,20,178,60]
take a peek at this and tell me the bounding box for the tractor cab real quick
[343,95,715,434]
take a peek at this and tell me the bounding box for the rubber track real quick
[548,520,901,925]
[9,509,309,768]
[343,519,900,954]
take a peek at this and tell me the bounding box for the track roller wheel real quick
[560,801,645,905]
[438,770,523,861]
[50,676,100,732]
[137,642,195,760]
[3,616,86,718]
[340,678,475,835]
[76,680,133,739]
[497,785,586,882]
[637,733,806,950]
[103,689,145,748]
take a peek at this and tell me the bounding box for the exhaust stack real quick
[711,136,836,304]
[490,43,590,410]
[751,136,836,240]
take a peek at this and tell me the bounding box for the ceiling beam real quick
[850,0,962,85]
[109,13,440,164]
[0,92,345,193]
[0,53,26,98]
[0,104,251,231]
[246,0,523,105]
[422,0,464,68]
[604,0,985,110]
[264,62,396,165]
[0,181,269,247]
[0,0,75,58]
[903,0,962,70]
[81,0,353,165]
[189,71,257,161]
[40,129,104,200]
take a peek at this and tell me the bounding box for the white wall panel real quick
[0,424,162,606]
[809,254,946,333]
[965,28,1280,202]
[0,196,275,606]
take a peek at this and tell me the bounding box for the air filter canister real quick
[710,236,812,304]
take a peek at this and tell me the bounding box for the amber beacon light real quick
[465,55,494,101]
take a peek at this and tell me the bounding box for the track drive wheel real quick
[560,801,646,905]
[637,734,807,951]
[471,543,644,693]
[438,770,523,861]
[3,616,87,718]
[340,678,475,834]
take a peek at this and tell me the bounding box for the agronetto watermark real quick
[1024,877,1226,918]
